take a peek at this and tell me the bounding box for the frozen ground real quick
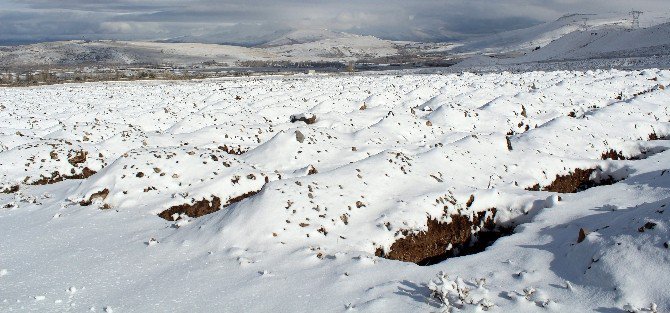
[1,69,670,312]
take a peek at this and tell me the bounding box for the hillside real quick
[260,29,355,47]
[264,33,399,61]
[454,22,670,70]
[454,12,670,56]
[0,40,279,68]
[0,31,401,68]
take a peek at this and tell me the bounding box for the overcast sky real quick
[0,0,668,45]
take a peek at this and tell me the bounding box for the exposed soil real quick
[80,189,110,206]
[376,208,512,266]
[541,168,619,193]
[31,167,97,185]
[159,196,222,220]
[1,185,19,194]
[601,149,629,160]
[577,228,588,243]
[158,189,261,221]
[67,150,88,166]
[224,190,260,207]
[218,145,247,155]
[290,114,317,124]
[649,132,668,141]
[525,183,541,191]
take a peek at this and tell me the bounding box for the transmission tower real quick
[630,10,643,29]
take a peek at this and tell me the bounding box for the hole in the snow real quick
[375,208,513,266]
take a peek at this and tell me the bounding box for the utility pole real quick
[630,10,643,29]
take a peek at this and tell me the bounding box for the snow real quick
[261,29,360,47]
[454,12,670,56]
[265,34,398,61]
[1,69,670,312]
[0,34,399,67]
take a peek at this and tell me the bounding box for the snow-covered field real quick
[1,70,669,312]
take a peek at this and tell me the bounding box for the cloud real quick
[0,0,668,44]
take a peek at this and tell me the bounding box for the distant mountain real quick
[454,21,670,69]
[0,32,401,68]
[262,30,399,61]
[513,21,670,62]
[0,40,278,68]
[260,29,355,47]
[454,13,638,55]
[161,27,291,47]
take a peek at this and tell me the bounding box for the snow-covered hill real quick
[515,22,670,62]
[1,69,670,312]
[454,22,670,71]
[264,32,399,61]
[261,29,355,47]
[455,12,670,56]
[0,32,401,67]
[0,40,279,67]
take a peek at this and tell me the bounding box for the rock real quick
[577,228,588,243]
[295,130,305,143]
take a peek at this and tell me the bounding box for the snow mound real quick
[1,70,670,312]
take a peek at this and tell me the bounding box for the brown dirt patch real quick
[31,167,97,185]
[159,196,222,220]
[375,208,511,265]
[67,150,88,166]
[541,168,618,193]
[0,185,19,194]
[225,190,260,207]
[525,183,541,191]
[601,149,629,160]
[218,145,247,155]
[290,114,317,124]
[649,132,668,141]
[80,189,110,206]
[158,189,261,221]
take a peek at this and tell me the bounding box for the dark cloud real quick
[0,0,668,44]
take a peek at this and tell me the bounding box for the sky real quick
[0,0,668,45]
